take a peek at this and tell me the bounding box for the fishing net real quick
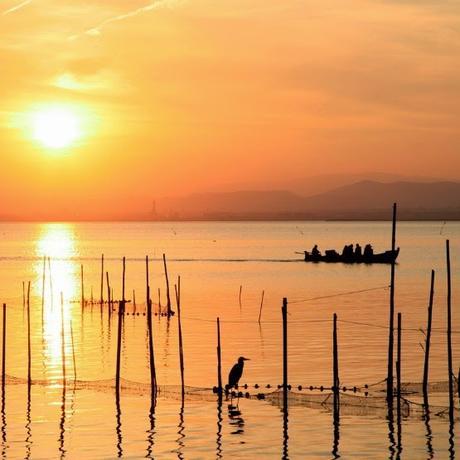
[4,374,459,420]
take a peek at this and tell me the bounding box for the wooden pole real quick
[70,320,77,382]
[446,240,454,420]
[146,255,157,398]
[106,272,111,316]
[122,256,126,303]
[175,277,185,398]
[163,254,171,316]
[217,317,222,394]
[81,264,84,309]
[333,313,339,391]
[282,297,288,414]
[60,293,66,385]
[387,202,397,403]
[115,302,123,395]
[48,257,53,309]
[158,288,161,316]
[100,254,104,305]
[258,290,265,324]
[27,282,31,385]
[239,285,242,309]
[422,270,435,403]
[2,304,6,390]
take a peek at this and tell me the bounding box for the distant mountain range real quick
[154,181,460,220]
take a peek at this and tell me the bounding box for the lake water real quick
[0,221,459,458]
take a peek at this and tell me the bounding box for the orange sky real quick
[1,0,459,219]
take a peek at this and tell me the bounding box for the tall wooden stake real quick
[106,272,111,317]
[122,256,126,303]
[423,270,435,403]
[175,277,185,398]
[217,317,222,394]
[158,288,161,316]
[27,282,31,385]
[146,255,157,400]
[70,320,77,382]
[163,254,171,316]
[100,254,104,305]
[282,298,288,414]
[258,290,265,323]
[81,264,84,309]
[446,240,454,420]
[115,291,124,394]
[60,293,66,385]
[387,202,397,403]
[48,257,53,309]
[239,285,242,309]
[333,313,339,392]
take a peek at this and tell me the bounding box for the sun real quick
[32,107,81,149]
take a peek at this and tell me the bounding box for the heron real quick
[226,356,250,395]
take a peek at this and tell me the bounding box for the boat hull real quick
[303,248,400,264]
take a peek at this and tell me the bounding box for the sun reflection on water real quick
[34,224,79,379]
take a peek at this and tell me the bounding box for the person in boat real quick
[342,244,353,258]
[312,244,321,257]
[364,244,373,258]
[355,243,362,258]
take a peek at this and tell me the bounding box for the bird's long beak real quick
[243,357,250,361]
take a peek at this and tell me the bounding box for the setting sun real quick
[32,107,81,149]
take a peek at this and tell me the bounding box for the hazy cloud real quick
[2,0,32,16]
[69,0,180,40]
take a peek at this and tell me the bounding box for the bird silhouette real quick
[226,356,250,394]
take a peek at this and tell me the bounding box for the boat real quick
[303,247,400,264]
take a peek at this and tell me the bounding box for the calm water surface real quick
[0,221,459,458]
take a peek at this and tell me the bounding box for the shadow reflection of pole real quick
[176,402,185,460]
[387,402,396,460]
[396,313,402,459]
[423,405,434,459]
[25,383,32,459]
[58,384,66,459]
[216,396,223,459]
[115,391,123,458]
[146,406,156,459]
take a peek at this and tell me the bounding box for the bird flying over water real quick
[226,356,250,394]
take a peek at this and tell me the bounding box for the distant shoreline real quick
[1,218,459,223]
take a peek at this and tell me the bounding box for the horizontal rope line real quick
[289,285,390,304]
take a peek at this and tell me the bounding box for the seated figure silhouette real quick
[311,245,321,257]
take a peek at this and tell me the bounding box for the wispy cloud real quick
[2,0,32,16]
[69,0,180,40]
